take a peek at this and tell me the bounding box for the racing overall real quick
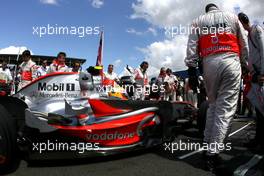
[248,25,264,149]
[18,59,37,90]
[134,68,149,100]
[103,72,119,86]
[157,73,166,100]
[47,60,69,74]
[185,8,249,154]
[164,74,177,102]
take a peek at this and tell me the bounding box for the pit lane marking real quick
[178,148,204,160]
[178,122,253,160]
[233,154,263,176]
[228,122,253,137]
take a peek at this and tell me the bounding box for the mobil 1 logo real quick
[38,82,75,91]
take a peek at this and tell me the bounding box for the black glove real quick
[187,67,197,77]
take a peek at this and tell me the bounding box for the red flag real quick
[95,31,104,84]
[96,31,104,69]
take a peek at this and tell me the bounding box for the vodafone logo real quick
[86,131,135,141]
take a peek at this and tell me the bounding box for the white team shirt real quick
[0,68,12,82]
[104,72,119,81]
[164,74,178,85]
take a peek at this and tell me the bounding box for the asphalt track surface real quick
[9,119,262,176]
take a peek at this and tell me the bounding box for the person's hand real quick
[241,61,249,76]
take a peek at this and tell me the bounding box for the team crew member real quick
[18,50,37,90]
[156,67,167,100]
[185,4,249,170]
[103,64,119,86]
[184,77,198,107]
[134,61,149,100]
[47,52,69,74]
[36,60,48,77]
[134,61,149,86]
[71,62,81,73]
[164,68,177,101]
[157,67,166,84]
[0,60,13,83]
[238,12,264,152]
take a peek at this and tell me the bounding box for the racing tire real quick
[197,100,209,136]
[0,105,20,175]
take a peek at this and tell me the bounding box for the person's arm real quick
[255,26,264,76]
[236,18,249,69]
[66,65,71,72]
[46,64,52,74]
[184,79,189,92]
[7,69,13,82]
[36,68,41,77]
[254,26,264,84]
[144,72,149,85]
[31,65,38,80]
[174,76,178,83]
[133,69,139,79]
[114,73,120,82]
[185,20,199,68]
[164,76,169,83]
[102,72,105,79]
[174,76,178,87]
[68,67,73,72]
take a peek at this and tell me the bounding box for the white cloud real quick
[0,46,32,55]
[126,28,144,35]
[91,0,104,8]
[131,0,264,76]
[131,0,264,27]
[113,59,122,67]
[147,27,157,36]
[138,35,188,77]
[39,0,59,5]
[126,27,157,36]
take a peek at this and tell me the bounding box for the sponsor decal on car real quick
[30,91,79,98]
[26,81,80,99]
[38,82,75,91]
[86,131,135,141]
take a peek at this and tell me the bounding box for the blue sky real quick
[1,0,263,76]
[0,0,163,74]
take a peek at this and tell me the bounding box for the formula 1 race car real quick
[0,70,200,175]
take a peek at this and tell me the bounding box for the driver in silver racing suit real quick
[185,4,249,171]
